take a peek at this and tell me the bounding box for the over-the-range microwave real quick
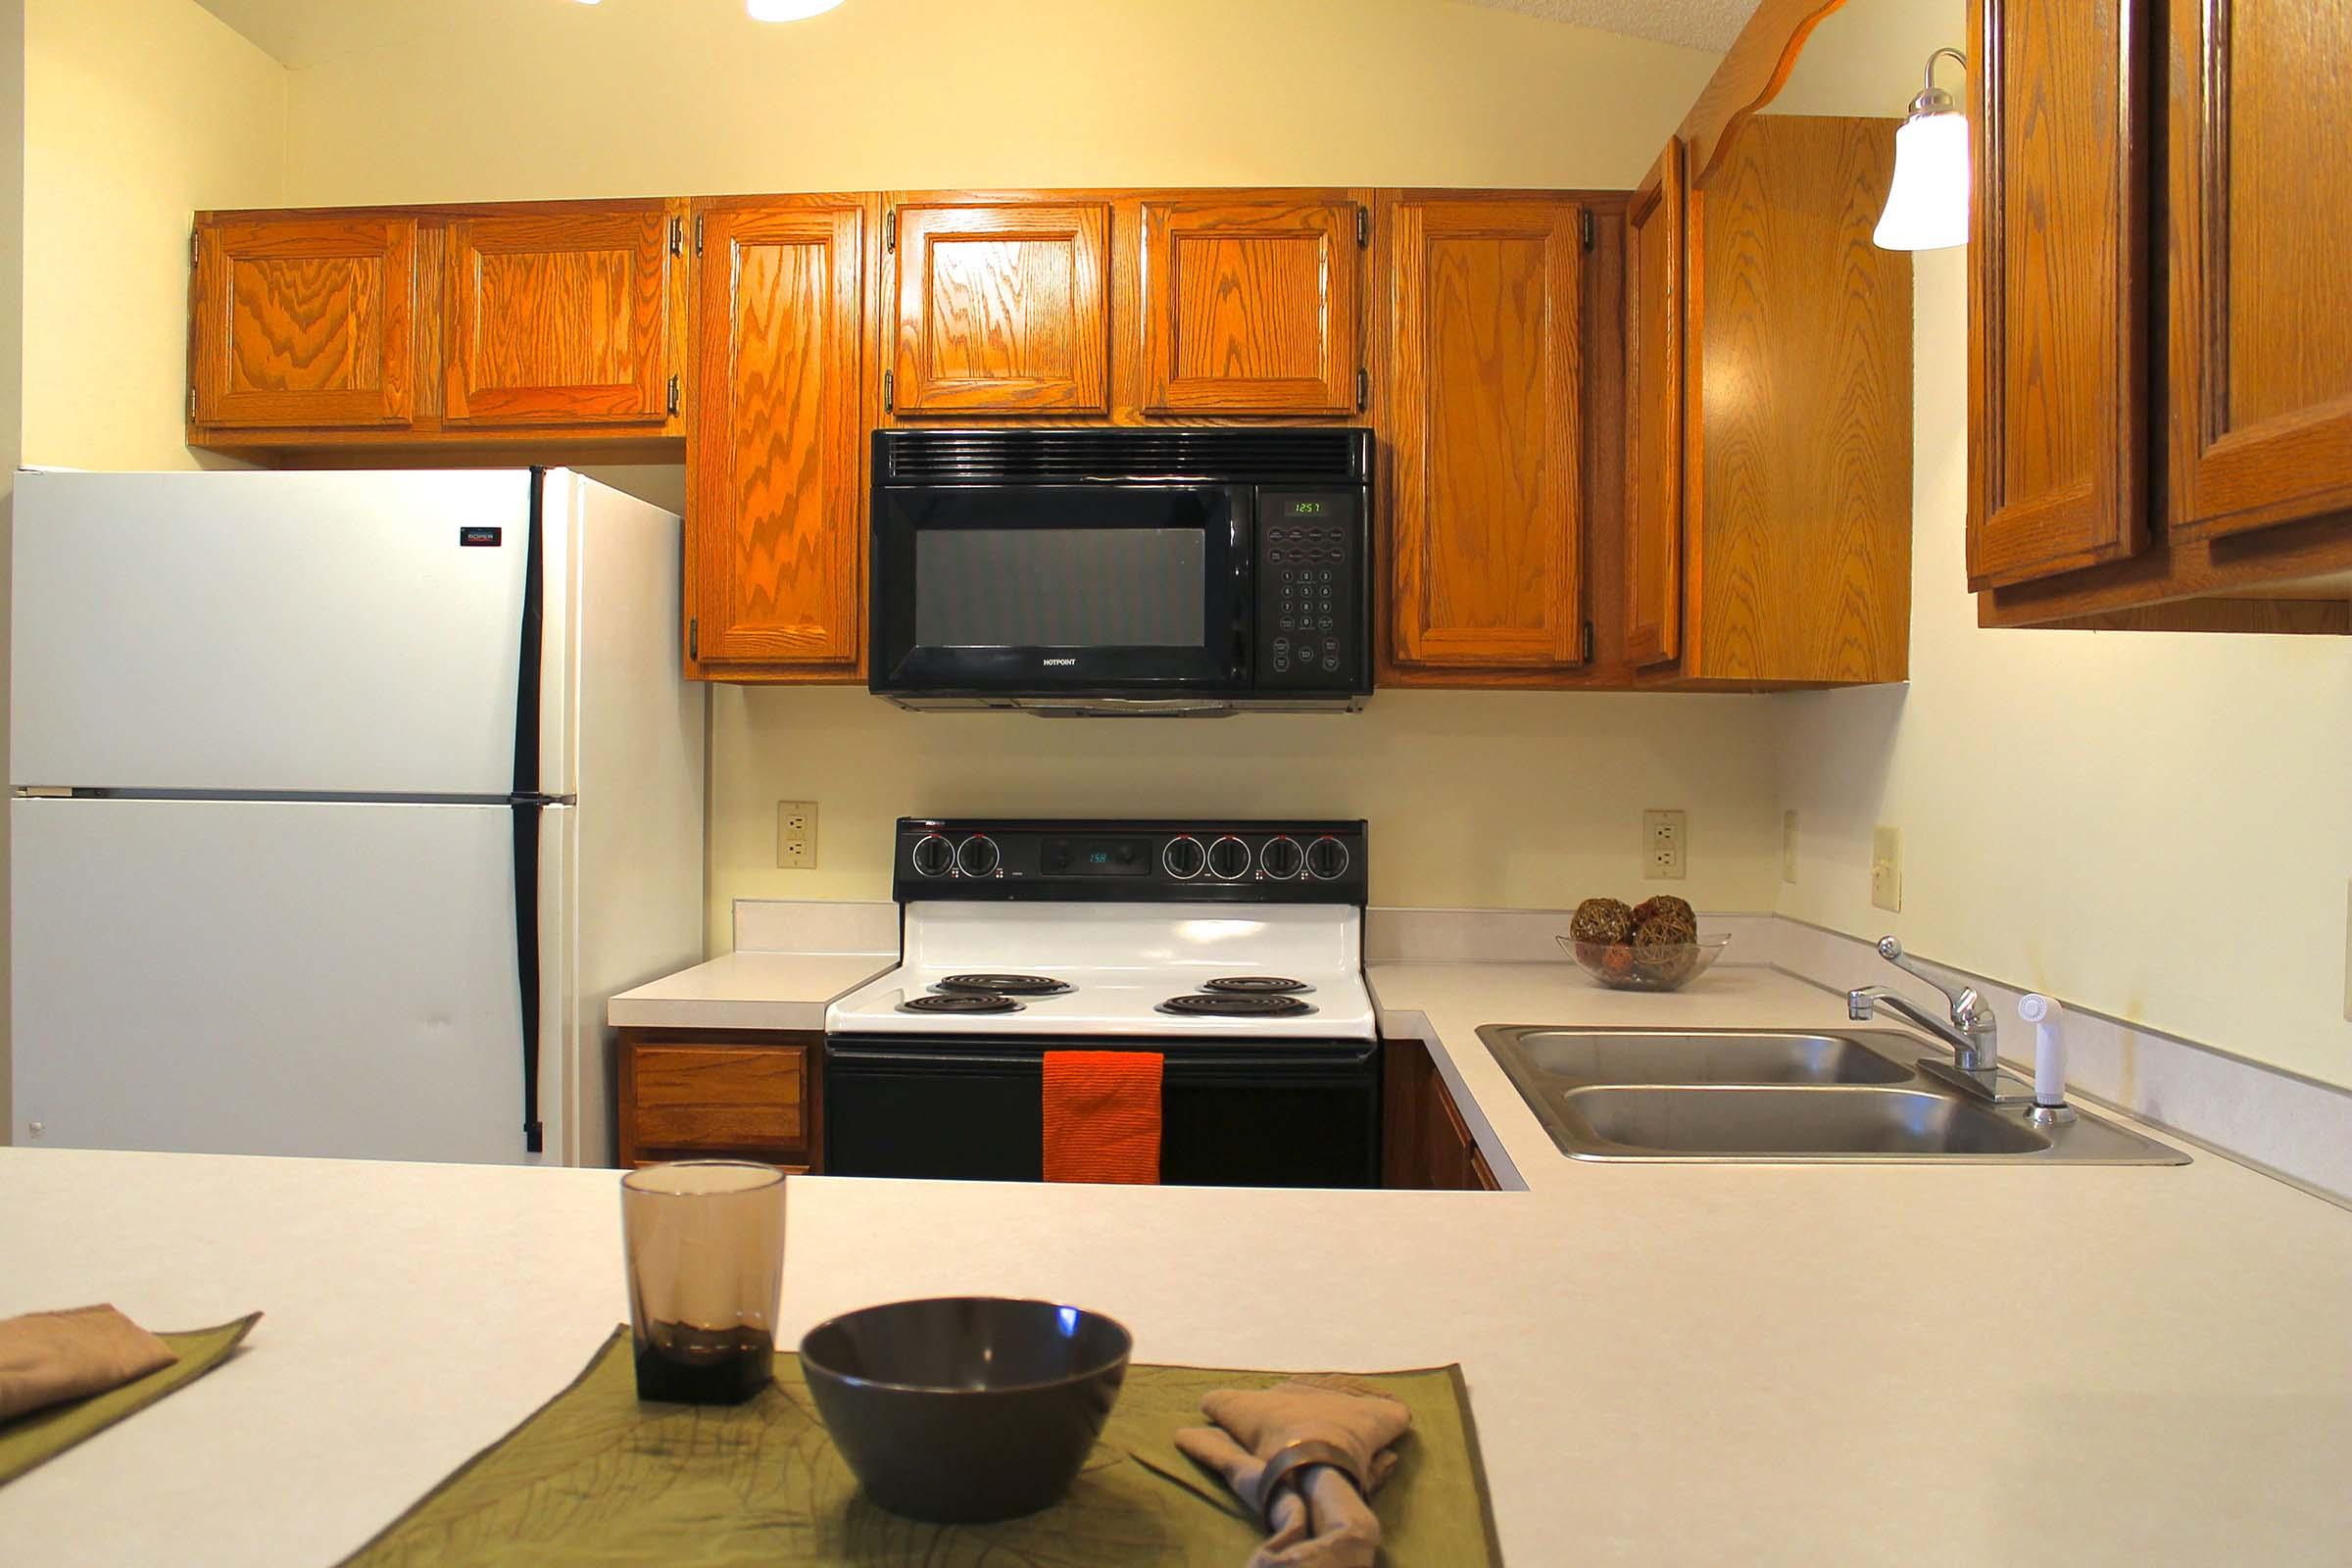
[868,427,1373,715]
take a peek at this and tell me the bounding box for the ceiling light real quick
[1873,48,1971,252]
[748,0,847,19]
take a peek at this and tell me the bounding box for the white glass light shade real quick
[1873,109,1971,251]
[748,0,847,19]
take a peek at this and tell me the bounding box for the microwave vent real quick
[877,427,1370,484]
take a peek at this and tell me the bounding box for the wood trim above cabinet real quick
[191,214,419,429]
[443,201,682,427]
[1965,0,2153,590]
[1622,139,1686,669]
[887,198,1111,415]
[2165,0,2352,543]
[1679,0,1856,189]
[1139,195,1361,416]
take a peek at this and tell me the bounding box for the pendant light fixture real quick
[1873,48,1971,251]
[748,0,847,19]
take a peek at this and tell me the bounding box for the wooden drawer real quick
[626,1041,808,1152]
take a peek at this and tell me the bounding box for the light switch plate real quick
[1643,809,1688,880]
[1782,810,1799,884]
[1871,825,1902,912]
[777,800,817,869]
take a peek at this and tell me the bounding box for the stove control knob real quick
[1259,835,1304,880]
[1161,834,1206,880]
[910,833,955,878]
[1206,835,1252,880]
[956,834,1001,878]
[1305,835,1351,881]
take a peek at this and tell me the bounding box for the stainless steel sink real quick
[1480,1025,2189,1164]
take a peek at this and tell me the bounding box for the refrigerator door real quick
[11,468,538,796]
[10,796,560,1164]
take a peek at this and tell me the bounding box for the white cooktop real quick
[824,902,1376,1041]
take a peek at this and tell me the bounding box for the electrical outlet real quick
[1871,825,1902,912]
[1642,809,1688,881]
[776,800,818,869]
[1782,810,1799,884]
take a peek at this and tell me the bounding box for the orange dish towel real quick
[1042,1051,1164,1185]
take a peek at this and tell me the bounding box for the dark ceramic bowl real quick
[799,1296,1134,1523]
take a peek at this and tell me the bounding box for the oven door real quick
[870,484,1251,697]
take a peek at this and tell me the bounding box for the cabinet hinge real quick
[1580,209,1595,252]
[1581,620,1595,663]
[689,618,699,662]
[1355,204,1369,248]
[668,216,683,257]
[189,229,199,267]
[694,213,705,256]
[883,369,895,412]
[187,385,197,418]
[884,208,897,253]
[666,374,680,417]
[1354,367,1369,413]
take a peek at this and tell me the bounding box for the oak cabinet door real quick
[888,201,1109,414]
[443,204,680,427]
[1623,140,1686,668]
[1141,196,1360,415]
[1387,196,1584,673]
[2167,0,2352,540]
[191,215,418,428]
[688,200,866,675]
[1966,0,2152,588]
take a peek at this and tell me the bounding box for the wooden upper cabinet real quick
[2167,0,2352,541]
[443,202,682,427]
[1385,196,1585,674]
[1966,0,2151,590]
[887,200,1109,414]
[1623,141,1686,669]
[687,197,868,677]
[191,214,417,428]
[1140,196,1361,415]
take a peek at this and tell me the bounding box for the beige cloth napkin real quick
[1174,1375,1413,1568]
[0,1304,178,1423]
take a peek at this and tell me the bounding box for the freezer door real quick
[9,797,559,1164]
[11,469,537,795]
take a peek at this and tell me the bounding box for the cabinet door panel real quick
[2169,0,2352,538]
[1966,0,2151,588]
[689,201,865,672]
[1142,197,1358,414]
[445,206,677,426]
[891,202,1108,414]
[1389,199,1584,671]
[630,1044,808,1151]
[1623,140,1687,668]
[192,216,417,428]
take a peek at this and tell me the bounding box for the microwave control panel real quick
[1256,489,1367,692]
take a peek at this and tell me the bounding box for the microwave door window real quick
[916,529,1204,649]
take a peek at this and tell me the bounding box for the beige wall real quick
[1,0,22,1138]
[22,0,282,469]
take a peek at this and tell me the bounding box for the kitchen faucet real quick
[1847,937,2018,1102]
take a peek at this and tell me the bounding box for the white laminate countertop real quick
[605,951,894,1032]
[6,961,2351,1566]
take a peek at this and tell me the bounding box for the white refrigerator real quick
[9,468,706,1167]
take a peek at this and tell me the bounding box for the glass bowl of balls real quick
[1558,896,1731,992]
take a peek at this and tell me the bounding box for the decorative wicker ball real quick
[1599,943,1639,981]
[1632,914,1701,985]
[1568,898,1636,960]
[1631,895,1696,935]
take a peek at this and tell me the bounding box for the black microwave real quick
[869,427,1373,714]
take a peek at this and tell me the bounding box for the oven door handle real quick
[826,1045,1047,1071]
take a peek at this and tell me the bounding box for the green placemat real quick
[340,1327,1503,1567]
[0,1312,262,1487]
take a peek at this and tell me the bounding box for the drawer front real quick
[630,1044,808,1151]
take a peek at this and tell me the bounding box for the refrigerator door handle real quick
[513,798,545,1155]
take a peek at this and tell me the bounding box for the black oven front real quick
[869,428,1373,711]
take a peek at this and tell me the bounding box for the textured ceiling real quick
[198,0,1754,70]
[1459,0,1761,51]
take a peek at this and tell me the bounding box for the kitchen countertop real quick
[605,950,894,1032]
[6,960,2350,1565]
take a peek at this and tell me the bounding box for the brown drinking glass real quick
[620,1160,787,1404]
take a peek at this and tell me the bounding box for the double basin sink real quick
[1481,1026,2188,1163]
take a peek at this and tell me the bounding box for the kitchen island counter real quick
[5,960,2350,1565]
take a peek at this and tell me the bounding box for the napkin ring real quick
[1252,1439,1364,1528]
